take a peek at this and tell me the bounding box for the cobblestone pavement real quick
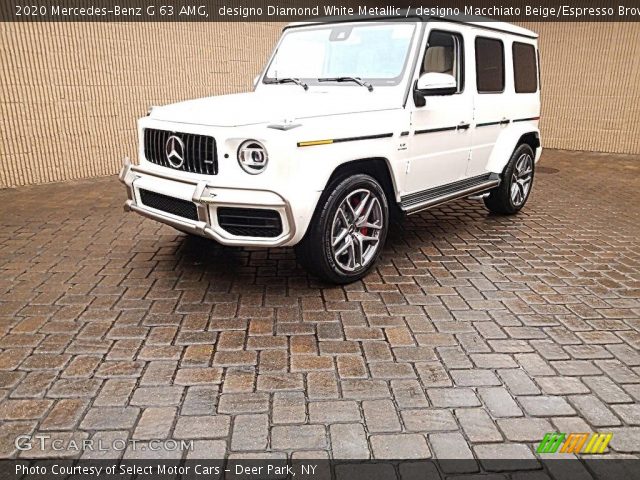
[0,150,639,465]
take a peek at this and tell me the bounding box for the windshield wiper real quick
[263,77,308,91]
[318,77,373,92]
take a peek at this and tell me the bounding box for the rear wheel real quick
[484,144,535,215]
[296,174,389,284]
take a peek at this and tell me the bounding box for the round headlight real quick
[237,140,268,174]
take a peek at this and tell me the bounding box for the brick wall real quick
[517,22,640,155]
[1,21,639,188]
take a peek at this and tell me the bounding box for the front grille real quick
[218,208,283,238]
[139,189,198,221]
[143,129,217,175]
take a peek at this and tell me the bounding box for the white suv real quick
[120,16,541,284]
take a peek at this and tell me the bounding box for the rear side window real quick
[513,42,538,93]
[475,37,504,93]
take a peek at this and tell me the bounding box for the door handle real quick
[500,117,510,125]
[457,122,470,130]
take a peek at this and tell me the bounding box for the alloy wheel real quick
[510,153,533,206]
[330,188,383,272]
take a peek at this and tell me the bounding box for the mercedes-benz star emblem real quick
[165,135,185,168]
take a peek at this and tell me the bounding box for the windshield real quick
[264,22,417,86]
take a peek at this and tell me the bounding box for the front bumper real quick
[119,158,295,247]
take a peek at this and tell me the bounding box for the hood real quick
[150,90,400,127]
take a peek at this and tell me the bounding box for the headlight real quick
[237,140,268,174]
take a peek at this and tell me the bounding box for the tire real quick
[296,174,389,284]
[484,144,535,215]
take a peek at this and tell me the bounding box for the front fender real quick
[486,123,541,174]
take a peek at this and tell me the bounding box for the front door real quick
[405,23,473,195]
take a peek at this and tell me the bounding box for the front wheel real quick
[296,174,389,284]
[484,144,535,215]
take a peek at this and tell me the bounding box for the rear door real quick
[467,34,510,177]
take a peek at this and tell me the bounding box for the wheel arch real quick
[486,126,541,174]
[323,157,400,208]
[293,157,400,245]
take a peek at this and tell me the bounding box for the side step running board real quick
[400,173,500,215]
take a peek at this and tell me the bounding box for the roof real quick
[285,14,538,39]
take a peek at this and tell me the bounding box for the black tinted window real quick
[475,37,504,93]
[513,42,538,93]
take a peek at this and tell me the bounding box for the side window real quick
[475,37,504,93]
[422,30,464,93]
[513,42,538,93]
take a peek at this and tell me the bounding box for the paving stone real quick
[47,378,102,398]
[363,399,401,432]
[370,434,430,459]
[330,423,369,459]
[309,400,360,423]
[416,361,451,387]
[173,415,231,439]
[40,399,88,430]
[582,376,632,403]
[130,386,184,406]
[231,414,269,451]
[456,408,503,442]
[181,385,218,416]
[336,355,368,378]
[222,368,255,393]
[0,421,37,457]
[519,396,576,417]
[0,399,52,420]
[271,425,326,450]
[478,387,523,418]
[217,393,270,414]
[174,367,223,385]
[133,407,176,439]
[497,418,553,442]
[291,356,334,372]
[342,380,390,400]
[257,373,304,391]
[569,395,622,427]
[429,432,476,472]
[80,407,140,430]
[611,404,640,426]
[12,371,57,398]
[497,369,540,395]
[139,361,176,385]
[608,427,640,453]
[307,372,339,399]
[450,369,501,387]
[535,377,590,395]
[93,379,136,407]
[402,409,457,432]
[391,379,429,408]
[428,388,480,408]
[272,391,306,424]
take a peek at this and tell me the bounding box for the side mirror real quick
[413,72,457,106]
